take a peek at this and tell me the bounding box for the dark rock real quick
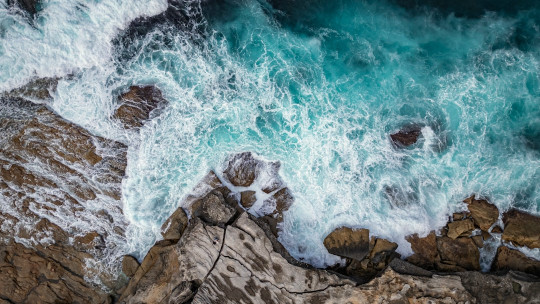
[161,207,188,240]
[5,77,60,101]
[113,85,167,129]
[491,225,503,234]
[223,152,260,187]
[437,236,480,271]
[446,218,474,239]
[190,190,237,226]
[7,0,39,16]
[266,187,294,221]
[390,125,422,147]
[452,212,468,221]
[240,190,257,209]
[471,235,484,248]
[502,209,540,249]
[492,246,540,276]
[122,255,140,277]
[324,227,370,261]
[405,231,439,269]
[464,195,499,231]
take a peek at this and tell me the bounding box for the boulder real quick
[437,236,480,271]
[113,85,166,129]
[502,209,540,248]
[323,227,370,261]
[190,190,237,226]
[122,255,140,277]
[390,125,422,147]
[452,212,468,221]
[492,246,540,276]
[491,225,503,234]
[223,152,260,187]
[405,231,439,269]
[446,218,475,239]
[471,235,484,248]
[161,207,188,240]
[464,195,499,231]
[240,190,257,209]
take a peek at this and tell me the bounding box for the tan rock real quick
[405,231,439,269]
[472,235,484,248]
[447,218,474,239]
[491,225,503,234]
[240,190,256,209]
[437,236,480,271]
[452,212,468,221]
[492,246,540,276]
[122,255,140,277]
[190,190,237,226]
[113,85,166,129]
[223,152,260,187]
[502,209,540,248]
[323,227,370,261]
[161,207,188,240]
[464,195,499,231]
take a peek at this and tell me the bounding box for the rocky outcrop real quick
[446,218,474,239]
[122,255,140,278]
[4,77,60,102]
[464,195,499,231]
[502,209,540,249]
[390,125,422,147]
[0,97,129,302]
[406,231,439,269]
[119,172,540,303]
[323,227,370,261]
[113,85,167,129]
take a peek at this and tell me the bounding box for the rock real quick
[390,125,422,147]
[491,225,503,233]
[7,0,39,16]
[161,207,188,240]
[345,237,399,282]
[73,231,105,251]
[122,255,140,277]
[464,195,499,231]
[240,190,256,209]
[0,242,112,303]
[452,212,468,221]
[492,246,540,276]
[323,227,370,261]
[223,152,260,187]
[472,235,484,248]
[437,236,480,271]
[482,230,492,241]
[5,77,60,100]
[113,85,166,129]
[502,209,540,248]
[405,231,439,269]
[266,187,294,220]
[190,190,237,226]
[447,218,475,239]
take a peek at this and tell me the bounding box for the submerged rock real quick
[464,195,499,231]
[4,77,60,101]
[502,209,540,249]
[113,85,167,129]
[390,125,422,147]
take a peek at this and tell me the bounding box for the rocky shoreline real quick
[1,81,540,302]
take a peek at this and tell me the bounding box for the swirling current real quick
[1,0,539,270]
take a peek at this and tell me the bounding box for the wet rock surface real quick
[390,125,422,147]
[502,209,540,249]
[464,195,499,231]
[493,246,540,276]
[113,85,167,129]
[323,227,370,261]
[0,97,129,303]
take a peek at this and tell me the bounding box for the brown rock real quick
[122,255,140,277]
[240,190,257,209]
[405,231,439,269]
[471,235,484,248]
[6,77,60,100]
[491,225,503,234]
[267,187,294,220]
[481,230,492,241]
[492,246,540,276]
[324,227,370,261]
[190,190,237,226]
[73,231,105,250]
[452,212,468,221]
[161,207,188,240]
[113,85,166,129]
[390,125,422,147]
[464,195,499,231]
[447,218,475,239]
[223,152,260,187]
[437,236,480,271]
[502,209,540,248]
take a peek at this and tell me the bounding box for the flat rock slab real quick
[464,195,499,231]
[323,227,370,261]
[502,209,540,249]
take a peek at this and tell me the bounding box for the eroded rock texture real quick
[0,97,129,302]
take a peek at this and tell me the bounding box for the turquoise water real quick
[1,0,539,268]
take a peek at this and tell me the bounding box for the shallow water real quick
[1,0,539,269]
